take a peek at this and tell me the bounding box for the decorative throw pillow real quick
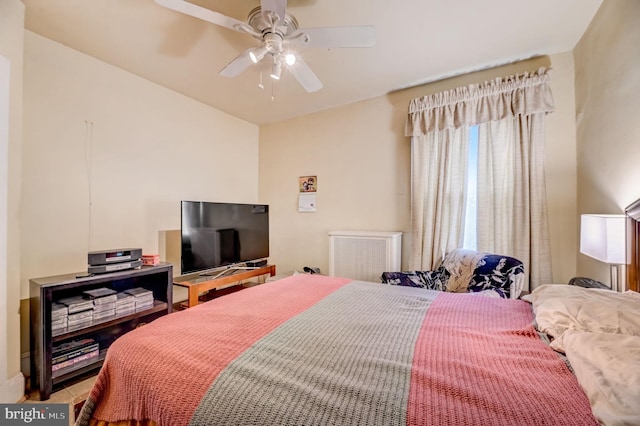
[381,266,450,291]
[440,248,486,293]
[468,254,524,298]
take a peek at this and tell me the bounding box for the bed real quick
[75,206,640,426]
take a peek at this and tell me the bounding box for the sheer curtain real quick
[405,68,554,290]
[410,127,469,270]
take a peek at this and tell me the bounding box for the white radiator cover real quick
[329,231,402,282]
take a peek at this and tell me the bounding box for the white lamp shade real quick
[580,214,625,264]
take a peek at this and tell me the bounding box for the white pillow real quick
[560,330,640,426]
[529,285,640,348]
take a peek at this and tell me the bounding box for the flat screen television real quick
[180,201,269,275]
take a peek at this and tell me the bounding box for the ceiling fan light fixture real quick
[270,60,282,80]
[285,53,296,66]
[249,46,268,63]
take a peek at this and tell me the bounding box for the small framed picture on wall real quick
[299,176,317,192]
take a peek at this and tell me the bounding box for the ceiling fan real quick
[154,0,376,93]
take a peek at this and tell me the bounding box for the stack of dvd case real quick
[58,296,94,331]
[115,292,136,316]
[52,338,99,372]
[124,287,154,310]
[83,287,117,322]
[51,303,68,335]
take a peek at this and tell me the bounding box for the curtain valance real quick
[405,67,554,136]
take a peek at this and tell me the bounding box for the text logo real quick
[1,404,67,425]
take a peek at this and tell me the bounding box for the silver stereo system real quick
[87,248,143,274]
[88,259,143,275]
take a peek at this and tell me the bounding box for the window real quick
[406,68,552,286]
[462,126,478,250]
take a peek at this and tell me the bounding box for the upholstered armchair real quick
[381,248,525,299]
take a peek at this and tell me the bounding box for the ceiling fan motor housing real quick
[264,32,284,55]
[247,6,299,37]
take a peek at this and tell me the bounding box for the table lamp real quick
[579,214,625,291]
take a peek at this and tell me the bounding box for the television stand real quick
[174,264,276,308]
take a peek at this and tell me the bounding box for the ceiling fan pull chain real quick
[271,79,276,102]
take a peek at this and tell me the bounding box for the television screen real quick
[180,201,269,275]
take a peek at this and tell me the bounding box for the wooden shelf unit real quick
[174,264,276,308]
[30,263,173,400]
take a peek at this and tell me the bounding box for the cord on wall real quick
[84,120,94,252]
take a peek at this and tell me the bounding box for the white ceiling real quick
[22,0,602,125]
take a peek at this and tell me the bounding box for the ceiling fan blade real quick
[292,26,376,48]
[219,49,254,77]
[288,57,323,93]
[261,0,287,22]
[155,0,254,34]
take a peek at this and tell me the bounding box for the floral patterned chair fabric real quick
[381,248,525,299]
[378,267,451,291]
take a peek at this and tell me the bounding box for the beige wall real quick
[260,55,579,283]
[19,32,259,367]
[545,52,579,285]
[0,0,26,403]
[21,31,260,288]
[574,0,640,286]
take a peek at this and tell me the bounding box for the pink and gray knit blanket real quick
[76,274,597,426]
